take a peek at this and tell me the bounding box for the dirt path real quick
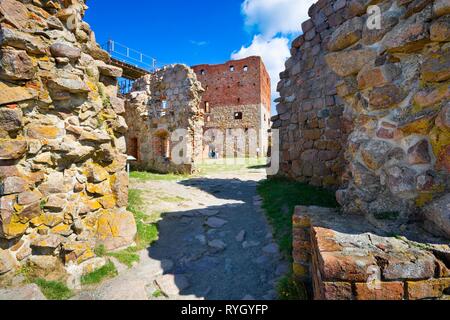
[74,167,288,300]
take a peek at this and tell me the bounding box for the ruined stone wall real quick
[275,0,449,232]
[124,64,204,174]
[322,0,449,225]
[193,56,272,157]
[193,56,271,111]
[0,0,136,280]
[293,206,450,300]
[272,0,351,188]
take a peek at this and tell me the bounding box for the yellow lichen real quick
[415,193,434,207]
[430,126,450,157]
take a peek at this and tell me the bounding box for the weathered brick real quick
[319,251,378,282]
[316,282,354,300]
[355,282,404,300]
[407,278,450,300]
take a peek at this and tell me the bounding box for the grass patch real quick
[157,195,186,203]
[258,178,339,300]
[277,275,308,300]
[152,289,164,298]
[130,171,189,181]
[257,178,339,259]
[108,247,140,268]
[94,244,107,257]
[34,278,73,300]
[107,189,159,268]
[80,261,118,286]
[196,158,267,175]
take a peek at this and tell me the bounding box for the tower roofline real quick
[192,56,265,70]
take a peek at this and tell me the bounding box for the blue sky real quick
[85,0,250,67]
[85,0,314,112]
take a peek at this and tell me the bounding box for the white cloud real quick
[233,0,314,112]
[231,35,290,106]
[242,0,315,38]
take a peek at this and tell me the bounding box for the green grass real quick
[277,275,308,300]
[34,278,73,300]
[80,261,118,286]
[152,289,164,298]
[257,178,339,300]
[108,247,141,268]
[196,158,267,175]
[157,195,186,203]
[94,244,107,257]
[107,189,159,268]
[257,178,339,259]
[130,171,189,181]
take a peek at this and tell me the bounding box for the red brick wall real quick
[192,56,271,113]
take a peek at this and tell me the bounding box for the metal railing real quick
[118,78,135,96]
[103,40,157,71]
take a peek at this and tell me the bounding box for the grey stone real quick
[155,274,190,296]
[0,108,22,133]
[0,48,35,80]
[262,243,279,255]
[0,284,46,300]
[205,217,228,228]
[50,42,82,60]
[0,249,15,274]
[236,230,246,242]
[195,234,207,245]
[208,240,226,251]
[200,209,220,217]
[242,241,260,249]
[423,194,450,239]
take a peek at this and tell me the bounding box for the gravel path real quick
[74,168,288,300]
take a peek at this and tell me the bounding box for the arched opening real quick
[153,130,170,160]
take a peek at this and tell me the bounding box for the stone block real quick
[431,15,450,41]
[317,282,354,300]
[318,251,378,282]
[96,210,137,251]
[325,49,377,77]
[434,0,450,17]
[423,194,450,239]
[422,47,450,82]
[407,278,450,300]
[355,282,404,300]
[328,17,363,51]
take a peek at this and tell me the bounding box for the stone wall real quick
[0,0,136,280]
[192,56,271,111]
[275,0,449,234]
[322,0,449,223]
[124,64,204,174]
[193,56,272,157]
[271,0,351,188]
[293,206,450,300]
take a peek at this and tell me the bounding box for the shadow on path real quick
[147,177,287,300]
